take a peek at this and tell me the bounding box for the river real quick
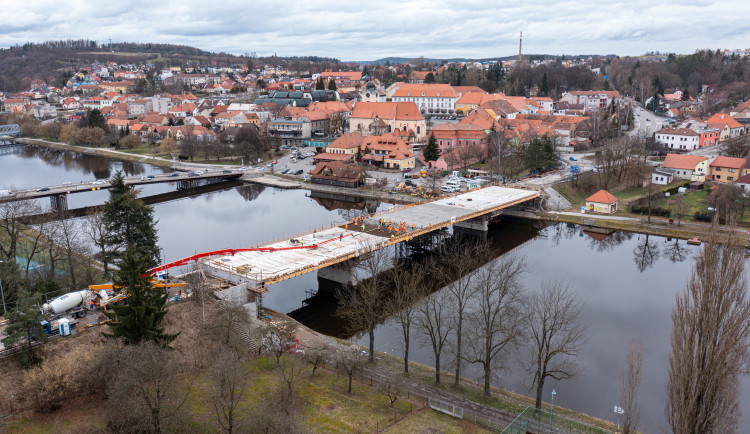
[2,144,749,433]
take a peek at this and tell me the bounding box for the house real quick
[429,123,486,156]
[360,133,416,170]
[661,153,708,181]
[350,102,426,141]
[267,116,312,147]
[391,84,459,115]
[653,127,700,151]
[454,93,506,116]
[61,97,81,110]
[559,91,620,113]
[651,167,675,185]
[585,190,619,214]
[709,156,746,183]
[734,173,750,192]
[310,161,367,188]
[706,113,745,139]
[326,132,366,155]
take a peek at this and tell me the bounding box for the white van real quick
[445,179,461,190]
[0,190,15,197]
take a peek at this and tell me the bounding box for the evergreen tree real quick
[327,78,337,91]
[85,108,107,129]
[315,77,325,90]
[603,79,612,91]
[424,72,436,84]
[175,118,184,126]
[423,133,440,162]
[103,171,160,268]
[681,88,690,101]
[540,73,549,96]
[2,286,46,366]
[524,136,556,171]
[104,248,177,346]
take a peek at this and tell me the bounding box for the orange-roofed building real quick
[430,123,486,156]
[585,190,619,214]
[320,71,363,81]
[452,86,485,96]
[455,93,506,115]
[327,132,366,155]
[661,153,708,181]
[361,133,415,170]
[391,84,459,115]
[710,156,746,183]
[706,113,745,139]
[350,102,426,140]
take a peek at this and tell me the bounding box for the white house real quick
[654,127,700,151]
[391,84,459,114]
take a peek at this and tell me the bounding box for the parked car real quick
[569,156,577,161]
[405,180,417,187]
[440,185,458,193]
[266,163,274,168]
[280,169,291,174]
[272,160,278,164]
[293,170,304,175]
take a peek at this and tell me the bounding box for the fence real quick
[500,406,610,434]
[427,396,463,418]
[426,395,509,431]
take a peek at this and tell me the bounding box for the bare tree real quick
[464,255,527,397]
[618,341,642,434]
[106,342,191,434]
[336,244,389,363]
[303,343,331,379]
[329,113,345,136]
[415,283,453,385]
[632,233,660,273]
[84,210,116,275]
[277,353,305,401]
[335,344,365,393]
[526,280,587,411]
[439,240,491,387]
[387,261,425,373]
[666,236,750,434]
[211,349,248,434]
[262,328,296,366]
[0,199,41,261]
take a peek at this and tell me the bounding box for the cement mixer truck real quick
[42,290,91,319]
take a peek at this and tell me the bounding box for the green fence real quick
[500,406,611,434]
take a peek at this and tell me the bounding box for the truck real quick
[42,289,91,319]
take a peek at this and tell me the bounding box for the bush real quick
[630,205,671,217]
[23,356,77,412]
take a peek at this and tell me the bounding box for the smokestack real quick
[518,31,523,63]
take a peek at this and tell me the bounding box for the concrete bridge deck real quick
[203,186,539,290]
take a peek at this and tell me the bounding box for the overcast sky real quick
[2,0,749,61]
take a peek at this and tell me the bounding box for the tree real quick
[104,248,177,346]
[2,286,46,366]
[329,113,345,136]
[416,284,452,385]
[388,261,425,373]
[211,349,247,434]
[103,171,160,267]
[335,344,365,393]
[666,236,750,433]
[119,134,141,150]
[423,133,439,162]
[336,244,389,363]
[159,136,177,154]
[539,73,549,96]
[465,255,527,397]
[315,77,325,90]
[526,280,587,411]
[84,108,107,129]
[327,78,337,91]
[439,240,491,387]
[106,342,189,433]
[75,126,105,146]
[84,210,115,275]
[179,133,200,161]
[423,72,436,84]
[618,341,642,434]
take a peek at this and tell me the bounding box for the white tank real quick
[42,290,89,314]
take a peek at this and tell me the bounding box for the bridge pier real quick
[454,215,489,232]
[50,194,69,211]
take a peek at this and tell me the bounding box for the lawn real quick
[554,180,690,210]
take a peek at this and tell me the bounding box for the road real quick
[626,97,671,139]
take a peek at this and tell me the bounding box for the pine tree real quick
[423,133,440,162]
[681,88,690,101]
[540,73,549,96]
[103,171,160,268]
[424,72,436,84]
[85,108,107,129]
[603,79,612,91]
[327,78,337,91]
[315,77,325,90]
[2,286,46,366]
[104,248,177,346]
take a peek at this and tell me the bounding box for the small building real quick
[734,173,750,192]
[585,190,619,214]
[651,167,675,185]
[709,156,746,183]
[661,153,708,181]
[310,161,367,188]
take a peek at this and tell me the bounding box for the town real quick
[1,38,750,434]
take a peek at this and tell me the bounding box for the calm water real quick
[3,145,750,433]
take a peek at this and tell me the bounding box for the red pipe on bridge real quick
[146,232,354,275]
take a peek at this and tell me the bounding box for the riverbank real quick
[544,210,750,245]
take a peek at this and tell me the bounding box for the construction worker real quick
[361,223,365,231]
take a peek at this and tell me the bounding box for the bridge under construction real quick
[177,186,540,299]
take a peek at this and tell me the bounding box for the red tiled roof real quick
[710,156,745,169]
[586,190,618,204]
[662,153,707,170]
